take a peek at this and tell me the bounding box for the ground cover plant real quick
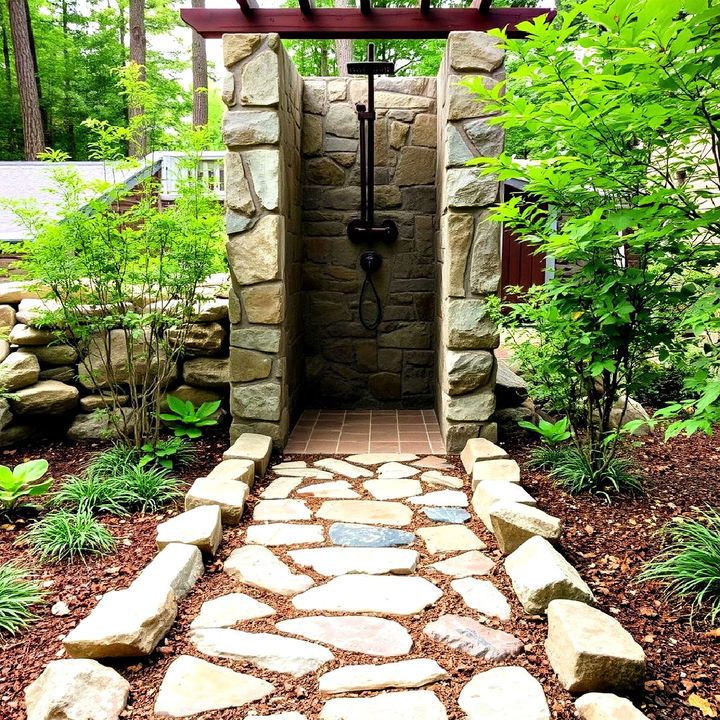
[469,0,720,494]
[160,395,221,439]
[0,563,44,635]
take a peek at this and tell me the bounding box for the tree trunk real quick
[7,0,44,159]
[191,0,208,127]
[128,0,147,158]
[62,0,76,158]
[334,0,353,75]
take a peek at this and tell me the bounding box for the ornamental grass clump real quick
[640,509,720,624]
[0,563,44,635]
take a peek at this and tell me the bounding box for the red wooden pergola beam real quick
[181,7,554,39]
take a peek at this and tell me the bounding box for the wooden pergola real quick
[181,0,554,40]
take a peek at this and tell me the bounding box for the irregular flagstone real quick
[64,586,176,658]
[154,655,274,718]
[261,477,303,499]
[314,458,373,478]
[225,545,314,596]
[490,502,562,555]
[319,659,449,694]
[363,478,422,500]
[345,453,419,465]
[417,525,486,553]
[421,470,463,489]
[24,659,130,720]
[471,458,521,489]
[423,614,523,661]
[377,462,421,479]
[289,547,419,576]
[279,468,334,480]
[461,438,508,473]
[131,543,203,599]
[297,480,360,498]
[190,593,275,629]
[575,692,651,720]
[412,456,454,470]
[458,666,550,720]
[429,550,495,577]
[156,505,222,556]
[505,536,596,614]
[450,578,511,620]
[190,628,334,676]
[253,499,312,521]
[422,507,471,524]
[276,615,412,656]
[272,461,307,470]
[545,599,645,693]
[329,522,416,547]
[293,574,443,615]
[472,481,536,529]
[320,690,447,720]
[245,523,325,546]
[408,490,468,507]
[316,500,413,526]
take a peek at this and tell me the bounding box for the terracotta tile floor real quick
[285,409,445,455]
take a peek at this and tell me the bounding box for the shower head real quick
[346,61,395,76]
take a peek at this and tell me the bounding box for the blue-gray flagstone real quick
[422,507,471,524]
[329,523,416,548]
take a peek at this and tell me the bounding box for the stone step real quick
[206,458,255,487]
[377,462,421,479]
[458,666,550,720]
[252,498,312,522]
[422,507,471,524]
[131,543,203,599]
[297,480,360,498]
[461,438,508,473]
[489,502,562,555]
[545,599,645,694]
[245,522,325,546]
[472,480,536,529]
[420,470,464,489]
[276,615,413,656]
[450,577,511,621]
[288,547,419,576]
[185,476,249,525]
[428,550,495,577]
[329,523,417,547]
[190,628,334,676]
[292,574,443,615]
[261,477,303,499]
[363,478,423,500]
[190,593,276,629]
[314,458,373,478]
[471,458,520,489]
[318,658,449,694]
[505,536,595,614]
[156,505,222,556]
[417,525,486,553]
[154,655,274,717]
[223,432,272,475]
[226,544,314,596]
[575,692,650,719]
[316,500,414,526]
[423,614,522,661]
[320,690,447,720]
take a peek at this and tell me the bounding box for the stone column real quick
[222,33,303,448]
[436,31,505,453]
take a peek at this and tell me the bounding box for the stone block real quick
[449,31,505,72]
[445,350,494,395]
[441,212,474,297]
[489,502,562,555]
[241,283,284,324]
[183,356,229,389]
[207,458,255,485]
[225,152,255,214]
[0,351,40,391]
[245,149,279,210]
[448,77,497,121]
[394,146,436,186]
[231,381,281,422]
[445,387,496,423]
[461,439,507,474]
[446,168,498,208]
[10,380,78,415]
[63,585,177,658]
[223,34,261,67]
[185,476,249,524]
[241,50,279,105]
[446,125,475,167]
[166,323,225,355]
[390,120,410,149]
[25,659,130,720]
[156,505,223,556]
[470,212,501,295]
[505,536,596,615]
[411,113,437,147]
[222,73,235,107]
[472,480,536,529]
[224,432,273,475]
[9,323,56,346]
[230,327,281,353]
[326,104,359,138]
[447,299,499,349]
[471,458,520,488]
[0,304,15,327]
[223,110,280,146]
[226,209,252,235]
[303,80,327,114]
[302,114,323,156]
[545,599,645,693]
[465,119,504,157]
[21,344,78,365]
[575,693,650,720]
[227,215,282,286]
[131,543,204,599]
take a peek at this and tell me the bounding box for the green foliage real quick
[0,563,45,635]
[51,474,132,515]
[518,417,572,444]
[22,509,115,563]
[160,395,220,439]
[640,509,720,624]
[139,437,195,470]
[117,466,182,513]
[527,444,575,471]
[468,0,720,480]
[0,460,52,512]
[85,444,140,481]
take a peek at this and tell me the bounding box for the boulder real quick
[495,359,529,406]
[0,423,37,447]
[66,408,134,442]
[131,543,203,599]
[224,432,273,475]
[490,502,562,555]
[0,351,40,391]
[25,659,129,720]
[10,380,79,415]
[545,599,645,693]
[575,693,650,720]
[461,437,508,473]
[156,505,222,556]
[471,480,536,529]
[0,339,9,363]
[166,322,225,355]
[609,395,651,436]
[63,585,177,658]
[185,476,249,524]
[0,304,16,328]
[39,365,75,382]
[446,351,494,395]
[79,394,129,412]
[22,344,78,366]
[505,536,595,614]
[182,356,229,389]
[9,323,57,346]
[0,398,13,431]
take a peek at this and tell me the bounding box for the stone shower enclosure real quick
[223,31,504,453]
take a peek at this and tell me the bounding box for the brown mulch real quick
[0,427,718,719]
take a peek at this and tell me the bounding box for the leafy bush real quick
[23,510,115,563]
[139,437,195,470]
[640,510,720,624]
[52,475,132,515]
[527,444,575,471]
[119,466,183,513]
[0,563,44,635]
[518,417,572,444]
[0,460,53,512]
[634,361,693,409]
[160,395,220,439]
[85,444,141,480]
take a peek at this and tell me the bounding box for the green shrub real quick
[0,459,53,512]
[640,510,720,624]
[0,563,45,634]
[139,437,196,470]
[160,395,221,439]
[118,466,183,513]
[85,444,140,481]
[527,444,575,471]
[23,510,116,563]
[51,474,132,515]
